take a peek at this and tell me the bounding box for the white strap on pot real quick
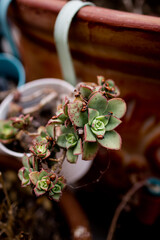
[54,0,95,86]
[0,0,20,58]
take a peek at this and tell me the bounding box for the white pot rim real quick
[0,78,75,158]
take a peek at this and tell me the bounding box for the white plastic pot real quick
[0,78,93,184]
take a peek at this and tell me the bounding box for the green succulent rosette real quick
[57,126,82,163]
[84,92,126,154]
[10,114,33,129]
[48,176,66,201]
[97,76,120,98]
[29,141,51,159]
[0,120,18,144]
[29,169,53,196]
[29,170,66,201]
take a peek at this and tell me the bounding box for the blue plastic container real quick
[0,0,25,89]
[0,53,25,88]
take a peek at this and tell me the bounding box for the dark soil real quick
[1,166,160,240]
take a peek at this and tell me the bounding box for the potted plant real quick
[7,0,160,187]
[0,75,126,184]
[0,75,127,239]
[2,0,160,237]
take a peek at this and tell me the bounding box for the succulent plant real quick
[57,125,82,163]
[14,76,127,201]
[30,141,51,159]
[0,120,18,144]
[48,176,66,201]
[29,169,66,201]
[10,114,33,129]
[97,76,120,98]
[68,91,126,159]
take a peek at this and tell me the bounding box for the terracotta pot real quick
[6,0,160,219]
[7,0,160,82]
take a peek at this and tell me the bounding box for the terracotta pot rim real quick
[12,0,160,32]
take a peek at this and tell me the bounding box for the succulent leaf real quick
[62,97,69,116]
[88,108,99,125]
[34,187,46,197]
[82,141,99,160]
[38,169,49,180]
[57,111,67,122]
[57,134,67,148]
[61,125,76,135]
[46,125,54,138]
[79,85,92,99]
[84,123,96,142]
[88,92,108,115]
[105,98,127,119]
[68,101,88,127]
[22,154,38,171]
[97,130,121,150]
[18,167,30,187]
[29,171,39,185]
[105,116,122,131]
[47,118,63,125]
[22,154,30,169]
[66,148,78,163]
[73,138,82,155]
[50,193,61,201]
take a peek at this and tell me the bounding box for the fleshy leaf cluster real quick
[18,154,66,201]
[48,76,126,161]
[15,76,126,202]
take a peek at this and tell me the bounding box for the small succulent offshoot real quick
[0,120,18,144]
[0,76,126,202]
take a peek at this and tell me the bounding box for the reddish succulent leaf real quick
[34,187,45,197]
[68,101,88,127]
[29,171,39,185]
